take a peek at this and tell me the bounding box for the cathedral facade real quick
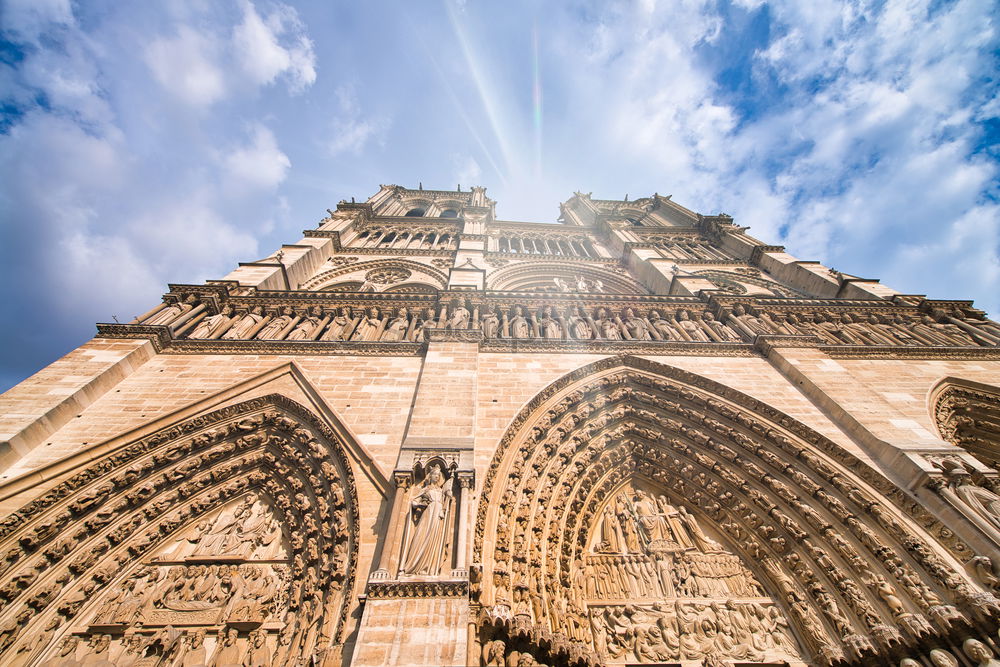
[1,184,1000,667]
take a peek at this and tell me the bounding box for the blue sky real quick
[1,0,998,392]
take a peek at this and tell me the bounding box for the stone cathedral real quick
[2,185,1000,667]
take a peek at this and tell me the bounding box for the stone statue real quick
[285,306,323,340]
[677,310,709,341]
[188,305,234,339]
[702,311,740,341]
[79,634,113,666]
[595,308,622,340]
[8,617,59,667]
[180,630,208,667]
[321,306,353,341]
[210,627,241,667]
[481,308,500,338]
[648,310,678,340]
[622,308,651,340]
[243,629,271,667]
[38,636,80,667]
[145,295,197,325]
[448,301,470,330]
[964,638,1000,666]
[222,306,265,340]
[566,307,592,339]
[930,648,960,667]
[510,306,531,339]
[537,306,561,338]
[400,463,453,576]
[382,307,411,342]
[256,307,295,340]
[352,307,382,341]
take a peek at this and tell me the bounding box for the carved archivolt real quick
[0,395,360,667]
[472,357,999,666]
[933,378,1000,469]
[300,258,448,292]
[486,263,646,295]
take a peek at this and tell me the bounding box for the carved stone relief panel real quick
[584,481,804,665]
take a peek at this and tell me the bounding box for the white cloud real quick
[452,154,482,187]
[329,85,389,155]
[144,26,227,107]
[233,0,316,92]
[223,124,291,190]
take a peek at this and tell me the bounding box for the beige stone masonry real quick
[0,338,153,474]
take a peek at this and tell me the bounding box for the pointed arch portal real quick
[473,357,1000,666]
[0,394,360,667]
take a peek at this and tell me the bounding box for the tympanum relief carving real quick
[584,482,802,665]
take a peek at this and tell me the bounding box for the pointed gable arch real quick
[931,376,1000,469]
[0,394,364,666]
[473,356,996,666]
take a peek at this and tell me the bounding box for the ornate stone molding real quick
[425,329,485,343]
[479,338,754,356]
[365,580,468,599]
[166,340,426,356]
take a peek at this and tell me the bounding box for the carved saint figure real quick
[510,306,531,339]
[352,307,382,341]
[702,311,740,341]
[537,306,561,338]
[210,628,241,667]
[622,308,651,340]
[382,308,411,342]
[285,306,323,340]
[255,306,295,340]
[648,310,678,340]
[677,310,709,341]
[481,308,500,338]
[188,305,234,339]
[595,308,622,340]
[963,638,1000,667]
[400,463,454,576]
[448,301,470,329]
[222,306,265,340]
[145,295,197,325]
[320,306,353,341]
[566,307,592,339]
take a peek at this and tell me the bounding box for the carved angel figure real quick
[400,463,453,576]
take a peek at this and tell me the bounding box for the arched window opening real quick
[439,209,458,218]
[405,208,426,217]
